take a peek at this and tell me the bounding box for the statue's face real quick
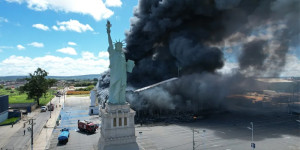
[115,43,122,51]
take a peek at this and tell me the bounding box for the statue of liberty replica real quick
[106,21,134,105]
[99,21,137,150]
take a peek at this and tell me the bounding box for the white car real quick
[41,106,47,112]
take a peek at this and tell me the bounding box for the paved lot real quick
[48,96,100,150]
[136,113,300,150]
[47,96,300,150]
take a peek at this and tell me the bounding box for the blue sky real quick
[0,0,299,77]
[0,0,138,76]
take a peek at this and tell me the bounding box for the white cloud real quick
[217,61,238,75]
[281,54,300,77]
[98,51,109,58]
[82,51,96,59]
[0,17,8,23]
[28,42,44,48]
[52,25,58,31]
[17,44,25,50]
[68,42,77,46]
[0,46,11,53]
[0,46,13,49]
[5,0,22,4]
[32,24,49,31]
[52,19,93,33]
[5,0,117,21]
[105,0,122,7]
[0,54,109,76]
[56,47,77,55]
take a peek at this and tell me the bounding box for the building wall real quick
[0,95,9,113]
[0,111,8,123]
[0,95,9,123]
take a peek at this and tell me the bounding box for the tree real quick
[22,68,56,106]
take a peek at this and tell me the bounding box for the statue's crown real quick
[114,39,125,47]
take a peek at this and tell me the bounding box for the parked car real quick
[58,128,70,144]
[41,106,47,112]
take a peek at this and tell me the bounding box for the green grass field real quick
[0,89,55,105]
[0,117,20,125]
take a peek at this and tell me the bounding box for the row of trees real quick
[20,68,57,106]
[74,82,97,87]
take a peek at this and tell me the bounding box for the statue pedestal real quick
[98,102,136,150]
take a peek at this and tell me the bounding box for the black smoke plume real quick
[97,0,299,116]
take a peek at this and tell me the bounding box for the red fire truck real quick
[78,120,98,133]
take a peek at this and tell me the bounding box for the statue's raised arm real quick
[106,21,113,51]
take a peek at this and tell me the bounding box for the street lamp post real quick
[249,122,255,150]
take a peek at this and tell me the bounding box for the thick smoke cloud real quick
[239,39,268,73]
[125,0,299,83]
[98,0,299,115]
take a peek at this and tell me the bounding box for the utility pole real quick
[203,130,206,148]
[193,128,195,150]
[192,129,199,150]
[28,118,36,150]
[50,99,51,118]
[251,122,253,144]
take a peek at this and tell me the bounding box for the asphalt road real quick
[2,96,61,150]
[48,96,100,150]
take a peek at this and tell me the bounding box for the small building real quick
[9,103,37,113]
[0,95,9,123]
[89,89,99,115]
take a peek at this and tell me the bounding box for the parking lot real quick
[47,96,300,150]
[135,113,300,150]
[47,96,100,150]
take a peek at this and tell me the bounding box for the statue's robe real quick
[108,46,127,104]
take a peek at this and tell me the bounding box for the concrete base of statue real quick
[98,102,138,150]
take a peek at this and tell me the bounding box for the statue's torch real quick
[106,21,112,33]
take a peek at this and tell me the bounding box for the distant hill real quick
[0,74,100,81]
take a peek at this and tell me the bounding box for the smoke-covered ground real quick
[97,0,300,119]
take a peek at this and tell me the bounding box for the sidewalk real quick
[0,108,40,148]
[31,95,65,150]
